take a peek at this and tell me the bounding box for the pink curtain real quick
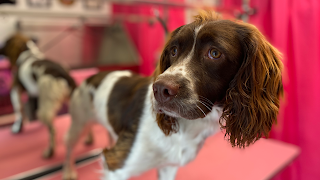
[249,0,320,179]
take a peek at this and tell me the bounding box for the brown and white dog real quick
[0,33,76,158]
[63,12,283,180]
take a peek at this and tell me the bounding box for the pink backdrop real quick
[248,0,320,179]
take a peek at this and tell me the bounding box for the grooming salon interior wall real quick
[0,0,319,180]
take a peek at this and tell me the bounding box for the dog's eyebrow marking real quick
[162,25,204,77]
[160,25,204,94]
[187,25,203,62]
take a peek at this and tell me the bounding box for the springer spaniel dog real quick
[0,33,76,158]
[63,11,283,180]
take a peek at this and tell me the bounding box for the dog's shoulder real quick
[86,71,112,89]
[107,72,152,134]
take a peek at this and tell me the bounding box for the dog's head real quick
[152,11,283,148]
[0,33,30,68]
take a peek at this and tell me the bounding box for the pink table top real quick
[46,124,300,180]
[0,115,108,180]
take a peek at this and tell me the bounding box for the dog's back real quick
[68,71,150,142]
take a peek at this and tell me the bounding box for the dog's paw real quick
[11,119,23,134]
[42,148,54,159]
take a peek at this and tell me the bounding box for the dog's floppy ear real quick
[220,23,284,148]
[1,33,29,67]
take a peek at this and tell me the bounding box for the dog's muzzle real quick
[153,80,179,104]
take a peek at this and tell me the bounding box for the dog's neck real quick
[16,41,44,65]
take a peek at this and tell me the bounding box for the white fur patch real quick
[186,24,203,62]
[16,51,31,65]
[158,166,178,180]
[26,41,45,59]
[18,57,39,96]
[93,71,132,143]
[10,87,21,121]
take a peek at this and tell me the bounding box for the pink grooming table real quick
[45,131,300,180]
[0,115,108,180]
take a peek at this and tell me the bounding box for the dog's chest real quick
[123,104,220,176]
[155,119,216,166]
[159,129,209,166]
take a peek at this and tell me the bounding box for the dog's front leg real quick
[10,86,25,134]
[158,166,179,180]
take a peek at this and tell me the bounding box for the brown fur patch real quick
[194,10,222,25]
[103,74,151,171]
[1,33,29,69]
[156,113,179,136]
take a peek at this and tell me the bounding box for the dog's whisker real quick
[197,100,212,111]
[199,96,214,106]
[196,105,206,117]
[197,99,214,111]
[198,96,214,106]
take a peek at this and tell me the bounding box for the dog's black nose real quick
[153,80,179,103]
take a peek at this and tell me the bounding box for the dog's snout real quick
[153,80,179,103]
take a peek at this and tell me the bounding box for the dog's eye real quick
[208,49,222,59]
[171,47,178,57]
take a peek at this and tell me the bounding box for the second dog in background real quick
[0,33,76,158]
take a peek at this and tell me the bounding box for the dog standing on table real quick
[63,12,283,180]
[0,33,76,158]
